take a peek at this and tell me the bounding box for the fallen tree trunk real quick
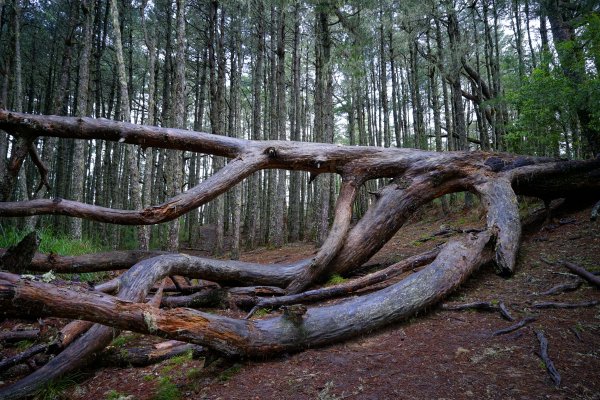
[1,110,600,398]
[0,233,493,361]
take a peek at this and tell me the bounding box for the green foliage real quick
[152,377,181,400]
[0,226,102,256]
[253,308,272,317]
[105,390,134,400]
[33,373,83,400]
[16,340,34,350]
[110,334,134,348]
[505,67,575,156]
[326,274,346,286]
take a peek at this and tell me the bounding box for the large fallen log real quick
[0,233,493,360]
[1,110,600,398]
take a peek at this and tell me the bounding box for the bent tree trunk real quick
[0,110,599,399]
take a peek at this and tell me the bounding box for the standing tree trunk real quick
[139,0,157,250]
[71,0,95,239]
[246,0,264,249]
[167,0,186,252]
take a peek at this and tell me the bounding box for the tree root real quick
[492,317,536,336]
[534,329,561,387]
[563,261,600,288]
[533,300,599,309]
[441,299,514,321]
[539,280,583,296]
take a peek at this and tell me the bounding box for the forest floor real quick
[1,201,600,400]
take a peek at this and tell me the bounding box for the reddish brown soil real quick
[1,203,599,400]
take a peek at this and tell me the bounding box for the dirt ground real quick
[1,202,599,400]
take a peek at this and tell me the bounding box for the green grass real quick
[33,373,84,400]
[326,274,346,286]
[152,377,181,400]
[0,226,110,282]
[253,308,272,317]
[0,226,103,256]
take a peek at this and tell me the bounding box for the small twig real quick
[563,261,600,288]
[534,329,561,387]
[0,343,48,373]
[493,317,535,336]
[540,257,555,266]
[28,141,51,195]
[539,280,583,296]
[498,302,515,321]
[441,301,498,312]
[569,326,583,342]
[533,300,599,309]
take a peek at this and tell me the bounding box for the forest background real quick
[0,0,599,256]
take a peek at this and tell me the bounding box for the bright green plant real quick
[152,377,181,400]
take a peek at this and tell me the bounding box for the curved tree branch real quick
[0,231,493,361]
[0,155,265,224]
[286,178,361,293]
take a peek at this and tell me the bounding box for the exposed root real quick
[533,300,599,309]
[492,317,536,336]
[534,329,561,387]
[563,261,600,288]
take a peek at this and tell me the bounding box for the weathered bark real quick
[0,232,494,360]
[0,231,39,271]
[248,247,440,316]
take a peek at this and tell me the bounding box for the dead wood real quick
[0,329,40,343]
[0,343,48,373]
[0,233,493,363]
[534,329,561,387]
[0,249,169,273]
[492,317,536,336]
[563,261,600,288]
[539,280,583,296]
[1,110,600,398]
[247,247,440,318]
[0,231,40,272]
[100,342,204,368]
[533,300,599,309]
